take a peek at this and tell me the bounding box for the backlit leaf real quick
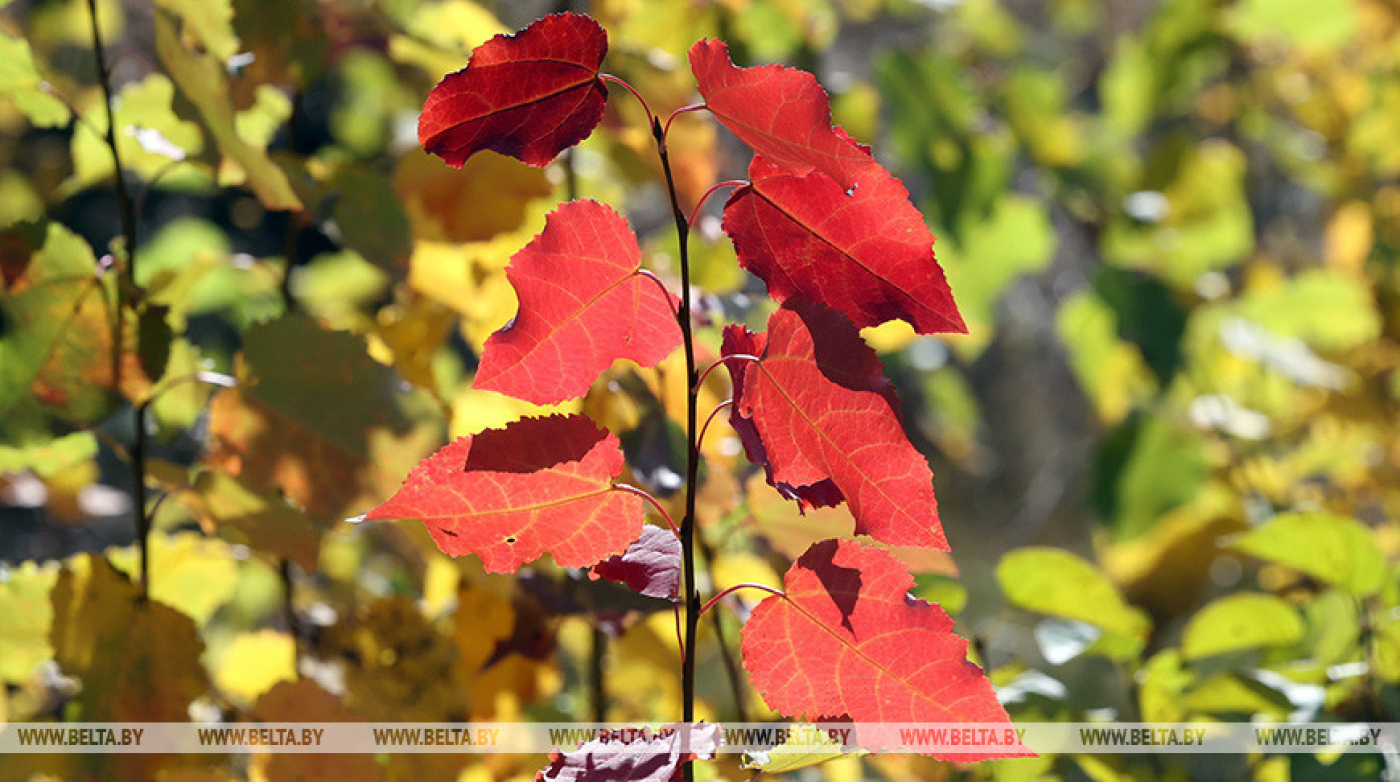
[723,154,964,334]
[689,39,874,190]
[741,539,1027,758]
[365,414,643,573]
[724,299,947,549]
[419,12,608,168]
[476,200,682,405]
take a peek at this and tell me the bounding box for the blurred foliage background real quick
[2,0,1398,779]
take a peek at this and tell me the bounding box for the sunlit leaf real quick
[1180,593,1304,660]
[1230,512,1386,597]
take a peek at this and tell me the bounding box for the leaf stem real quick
[612,483,680,536]
[600,74,656,130]
[694,353,760,392]
[698,582,785,617]
[696,399,734,456]
[686,180,747,227]
[652,113,701,774]
[632,268,680,320]
[663,103,708,142]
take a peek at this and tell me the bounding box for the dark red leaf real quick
[363,414,642,573]
[723,155,965,334]
[589,524,681,601]
[723,299,946,549]
[688,39,875,190]
[742,539,1029,759]
[536,724,720,782]
[419,12,608,168]
[476,199,682,405]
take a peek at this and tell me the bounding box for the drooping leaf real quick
[364,414,643,573]
[419,12,608,168]
[723,299,946,549]
[589,524,681,601]
[723,153,964,333]
[536,724,720,782]
[688,39,875,190]
[476,199,682,405]
[741,539,1027,758]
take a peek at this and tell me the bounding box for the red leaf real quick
[419,12,608,168]
[723,155,965,334]
[589,524,681,601]
[724,299,946,549]
[688,39,875,190]
[476,200,682,405]
[536,724,720,782]
[364,414,642,573]
[742,539,1028,759]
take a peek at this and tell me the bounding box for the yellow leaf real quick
[215,630,296,705]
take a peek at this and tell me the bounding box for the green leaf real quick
[1234,270,1382,352]
[942,194,1056,349]
[1228,0,1357,53]
[0,223,125,437]
[1230,512,1386,596]
[0,31,71,127]
[1180,593,1304,660]
[154,8,301,211]
[68,73,203,193]
[0,430,98,478]
[0,561,59,683]
[107,533,240,625]
[996,547,1150,659]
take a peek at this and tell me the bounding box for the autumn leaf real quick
[364,414,644,573]
[536,723,720,782]
[589,524,681,601]
[724,299,947,549]
[742,539,1027,758]
[476,200,682,405]
[723,154,965,334]
[419,12,609,168]
[688,39,875,190]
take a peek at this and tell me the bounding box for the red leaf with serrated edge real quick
[742,539,1029,759]
[419,13,608,168]
[724,299,946,549]
[476,200,682,405]
[363,414,642,573]
[724,155,966,334]
[536,724,720,782]
[589,524,681,601]
[689,39,875,190]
